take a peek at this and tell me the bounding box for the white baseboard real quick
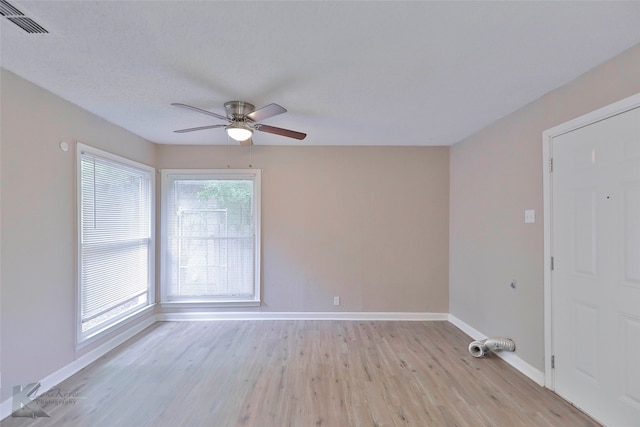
[448,314,545,386]
[0,394,12,422]
[0,316,156,420]
[156,311,449,322]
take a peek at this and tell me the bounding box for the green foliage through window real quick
[196,180,253,228]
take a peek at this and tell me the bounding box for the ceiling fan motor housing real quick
[225,101,255,121]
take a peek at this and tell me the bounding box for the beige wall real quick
[449,42,640,371]
[0,69,157,400]
[157,145,450,313]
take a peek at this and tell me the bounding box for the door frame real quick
[542,92,640,389]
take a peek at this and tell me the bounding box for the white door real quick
[552,105,640,426]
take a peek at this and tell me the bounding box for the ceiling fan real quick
[172,101,307,146]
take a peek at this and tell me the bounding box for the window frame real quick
[160,169,261,307]
[76,143,155,346]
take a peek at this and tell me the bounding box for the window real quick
[77,144,154,343]
[161,170,260,305]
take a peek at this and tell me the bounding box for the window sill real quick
[76,304,156,350]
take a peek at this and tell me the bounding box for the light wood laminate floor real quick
[1,321,599,426]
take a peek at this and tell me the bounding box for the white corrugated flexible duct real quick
[468,338,515,358]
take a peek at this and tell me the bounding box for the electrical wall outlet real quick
[524,209,535,223]
[333,296,340,306]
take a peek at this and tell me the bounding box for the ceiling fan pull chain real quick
[226,134,231,168]
[249,143,253,168]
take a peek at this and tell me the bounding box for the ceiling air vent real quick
[0,0,48,33]
[8,16,47,33]
[0,0,22,16]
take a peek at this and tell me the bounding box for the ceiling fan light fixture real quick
[226,122,253,141]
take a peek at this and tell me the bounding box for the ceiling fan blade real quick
[174,124,227,133]
[246,103,286,122]
[171,103,228,121]
[254,124,307,140]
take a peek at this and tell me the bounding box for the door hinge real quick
[549,158,553,173]
[551,355,555,369]
[551,256,554,271]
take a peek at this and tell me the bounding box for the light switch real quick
[524,209,535,223]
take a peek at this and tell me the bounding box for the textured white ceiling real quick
[2,1,640,146]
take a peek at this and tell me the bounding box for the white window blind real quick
[79,147,153,339]
[162,170,260,303]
